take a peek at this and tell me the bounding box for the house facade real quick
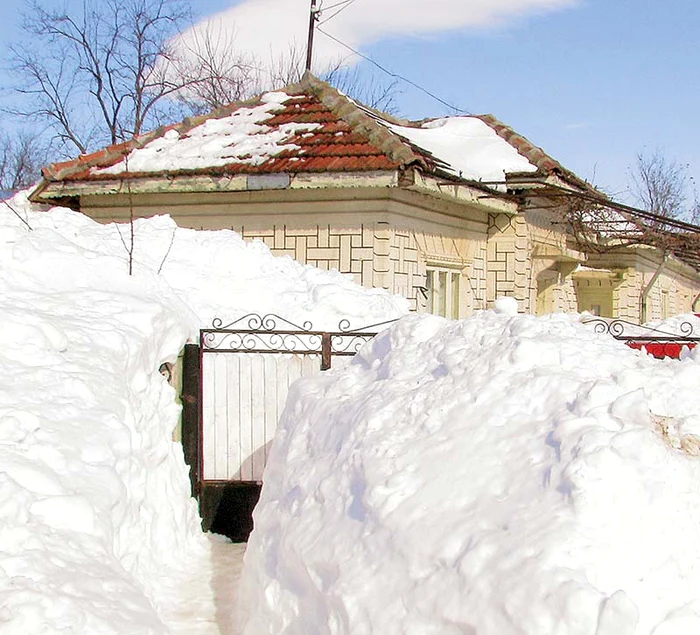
[29,74,700,322]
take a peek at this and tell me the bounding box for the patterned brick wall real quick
[614,269,641,320]
[388,229,423,310]
[241,223,371,282]
[486,213,530,310]
[616,267,699,322]
[239,221,487,315]
[240,222,425,306]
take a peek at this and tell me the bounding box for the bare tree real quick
[630,149,695,223]
[168,20,261,115]
[324,66,400,114]
[0,131,47,191]
[7,0,401,157]
[267,41,307,88]
[169,31,401,115]
[690,201,700,225]
[8,0,192,155]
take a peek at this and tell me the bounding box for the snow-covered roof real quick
[385,116,538,183]
[96,92,321,176]
[34,74,576,193]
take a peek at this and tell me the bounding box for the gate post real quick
[321,332,332,370]
[180,343,201,498]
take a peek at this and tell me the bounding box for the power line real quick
[319,0,357,25]
[319,0,355,13]
[316,26,469,115]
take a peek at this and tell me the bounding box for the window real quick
[426,267,461,319]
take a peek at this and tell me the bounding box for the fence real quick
[582,316,699,359]
[179,312,698,539]
[181,314,395,499]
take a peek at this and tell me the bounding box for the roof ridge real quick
[475,114,594,191]
[299,73,425,170]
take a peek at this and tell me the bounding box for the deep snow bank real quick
[9,193,407,330]
[0,213,210,632]
[0,194,406,632]
[646,312,700,338]
[240,311,700,635]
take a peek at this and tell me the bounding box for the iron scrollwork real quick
[201,313,400,362]
[202,330,323,353]
[337,317,399,333]
[582,316,699,359]
[211,313,313,332]
[331,333,377,355]
[582,316,698,341]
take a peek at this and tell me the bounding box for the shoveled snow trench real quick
[0,195,405,633]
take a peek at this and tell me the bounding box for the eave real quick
[29,167,520,216]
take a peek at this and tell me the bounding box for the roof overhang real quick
[572,267,622,281]
[30,170,399,202]
[29,167,520,216]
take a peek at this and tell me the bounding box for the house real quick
[29,73,700,323]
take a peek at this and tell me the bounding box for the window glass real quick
[425,267,461,319]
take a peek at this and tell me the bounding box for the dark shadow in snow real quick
[202,483,262,543]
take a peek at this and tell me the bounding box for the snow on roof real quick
[40,76,560,189]
[386,116,538,183]
[96,91,321,175]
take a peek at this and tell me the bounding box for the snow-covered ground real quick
[5,190,700,634]
[240,304,700,635]
[0,193,406,633]
[209,536,247,635]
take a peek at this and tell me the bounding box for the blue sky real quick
[0,0,698,207]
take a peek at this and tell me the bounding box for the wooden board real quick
[202,353,323,482]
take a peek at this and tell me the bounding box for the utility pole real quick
[305,0,320,72]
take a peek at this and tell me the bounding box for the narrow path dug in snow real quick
[210,535,247,635]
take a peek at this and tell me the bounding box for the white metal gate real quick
[202,353,321,481]
[198,314,393,485]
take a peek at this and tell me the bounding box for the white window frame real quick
[425,266,462,319]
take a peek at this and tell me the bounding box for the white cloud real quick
[175,0,578,78]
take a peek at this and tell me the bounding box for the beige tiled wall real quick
[486,213,532,311]
[241,221,487,315]
[615,266,699,322]
[585,250,700,322]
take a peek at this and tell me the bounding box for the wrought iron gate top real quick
[581,316,700,341]
[582,316,699,359]
[200,313,398,369]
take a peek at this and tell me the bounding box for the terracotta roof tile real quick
[474,114,591,190]
[36,74,581,190]
[42,84,411,182]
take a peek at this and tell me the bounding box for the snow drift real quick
[0,194,406,632]
[0,208,210,633]
[8,194,407,331]
[240,310,700,635]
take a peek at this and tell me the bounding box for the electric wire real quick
[319,0,355,13]
[319,0,357,25]
[316,26,469,114]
